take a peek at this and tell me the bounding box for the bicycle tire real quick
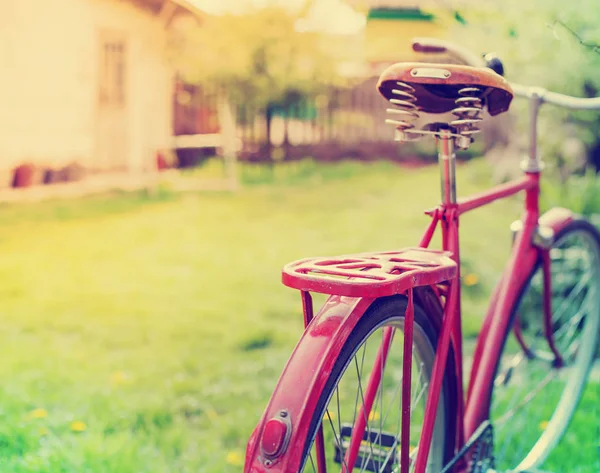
[488,219,600,471]
[298,295,458,473]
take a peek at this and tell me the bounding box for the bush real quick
[541,169,600,220]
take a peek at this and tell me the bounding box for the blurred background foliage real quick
[172,0,600,174]
[442,0,600,175]
[169,0,600,213]
[169,4,344,148]
[171,5,342,102]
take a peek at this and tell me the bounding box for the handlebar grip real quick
[412,38,447,54]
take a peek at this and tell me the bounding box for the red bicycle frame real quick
[410,129,573,472]
[245,108,575,473]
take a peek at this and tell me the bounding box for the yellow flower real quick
[70,420,87,432]
[539,420,549,430]
[27,408,48,420]
[323,411,336,422]
[226,450,244,466]
[39,427,49,436]
[110,371,129,387]
[368,411,380,422]
[463,273,479,287]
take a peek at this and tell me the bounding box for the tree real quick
[169,5,343,156]
[436,0,600,175]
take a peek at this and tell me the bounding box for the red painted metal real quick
[512,315,534,358]
[466,207,574,407]
[464,212,538,436]
[261,418,290,458]
[246,252,457,472]
[464,208,575,438]
[457,176,536,215]
[413,275,460,473]
[245,124,579,473]
[283,248,457,298]
[400,290,415,473]
[524,172,541,217]
[466,277,502,400]
[419,209,440,248]
[439,134,453,204]
[445,207,466,450]
[343,325,396,472]
[541,250,564,366]
[315,428,327,473]
[245,296,374,473]
[301,291,314,327]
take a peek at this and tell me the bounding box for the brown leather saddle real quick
[377,62,513,117]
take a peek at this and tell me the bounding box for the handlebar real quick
[511,84,600,110]
[412,37,600,111]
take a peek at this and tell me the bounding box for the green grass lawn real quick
[0,160,595,472]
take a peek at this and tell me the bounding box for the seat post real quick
[437,129,457,205]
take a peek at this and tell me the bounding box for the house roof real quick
[170,0,207,18]
[130,0,207,21]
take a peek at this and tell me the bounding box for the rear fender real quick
[539,206,575,233]
[244,295,374,473]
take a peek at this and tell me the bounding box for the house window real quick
[99,36,126,106]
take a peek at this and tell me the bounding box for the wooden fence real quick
[173,77,405,163]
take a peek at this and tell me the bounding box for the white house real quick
[0,0,203,187]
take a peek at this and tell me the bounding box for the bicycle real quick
[243,38,600,473]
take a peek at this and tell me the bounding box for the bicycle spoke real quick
[336,388,343,460]
[556,311,586,354]
[359,329,391,473]
[411,366,428,414]
[309,451,317,473]
[354,352,377,472]
[352,343,369,428]
[326,409,348,473]
[550,275,590,324]
[496,368,558,426]
[494,368,533,430]
[380,375,403,433]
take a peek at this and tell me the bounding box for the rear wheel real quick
[299,296,457,473]
[489,220,600,471]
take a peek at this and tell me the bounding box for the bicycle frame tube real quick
[413,139,549,472]
[463,192,540,437]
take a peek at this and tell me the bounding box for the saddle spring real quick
[384,81,420,141]
[450,87,484,140]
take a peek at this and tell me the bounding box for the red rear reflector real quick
[261,417,289,458]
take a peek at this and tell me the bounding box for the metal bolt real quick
[264,459,273,467]
[279,410,288,418]
[456,135,471,150]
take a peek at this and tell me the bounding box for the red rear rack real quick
[282,248,456,298]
